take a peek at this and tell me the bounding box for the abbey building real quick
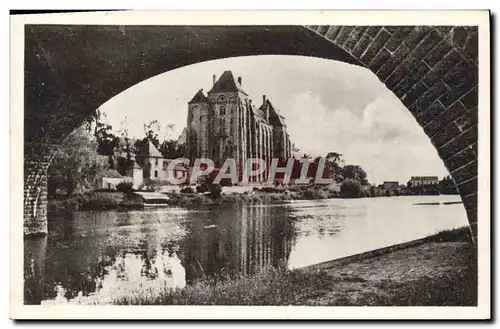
[186,71,293,181]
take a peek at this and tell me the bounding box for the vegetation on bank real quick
[113,266,333,306]
[48,190,143,211]
[110,262,475,306]
[107,227,475,306]
[48,179,465,211]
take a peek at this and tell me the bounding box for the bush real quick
[180,186,195,194]
[340,179,362,198]
[209,184,222,199]
[79,191,123,209]
[260,186,284,193]
[196,183,210,193]
[220,178,233,187]
[295,186,329,200]
[116,182,134,194]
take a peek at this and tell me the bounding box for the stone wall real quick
[24,161,50,235]
[306,25,478,238]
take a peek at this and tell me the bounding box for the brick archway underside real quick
[23,25,478,238]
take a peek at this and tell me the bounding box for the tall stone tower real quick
[206,71,249,168]
[186,89,210,160]
[186,70,293,183]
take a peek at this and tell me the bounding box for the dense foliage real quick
[48,127,108,197]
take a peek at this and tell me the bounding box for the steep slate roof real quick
[257,99,285,126]
[104,169,123,178]
[188,89,209,104]
[253,106,267,122]
[267,101,285,126]
[208,71,248,95]
[130,161,142,169]
[137,140,163,158]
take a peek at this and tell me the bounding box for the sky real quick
[98,55,449,185]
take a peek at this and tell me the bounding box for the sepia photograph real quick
[10,10,490,320]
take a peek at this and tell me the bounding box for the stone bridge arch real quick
[24,25,478,239]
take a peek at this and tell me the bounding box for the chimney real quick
[238,76,242,85]
[262,94,266,105]
[213,74,216,85]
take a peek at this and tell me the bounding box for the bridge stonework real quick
[23,25,478,239]
[306,25,478,238]
[24,161,50,235]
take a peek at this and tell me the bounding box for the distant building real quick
[136,140,165,180]
[100,139,189,190]
[99,168,142,190]
[135,140,189,182]
[409,176,439,187]
[383,181,399,190]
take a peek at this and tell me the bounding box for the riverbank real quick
[49,184,462,210]
[48,191,143,211]
[103,227,475,306]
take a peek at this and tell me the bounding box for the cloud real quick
[286,88,448,184]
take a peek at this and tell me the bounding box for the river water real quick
[24,195,468,304]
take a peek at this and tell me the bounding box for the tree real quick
[142,120,162,149]
[48,126,108,197]
[325,152,344,181]
[160,139,185,159]
[342,165,369,186]
[94,120,119,156]
[438,175,458,194]
[340,179,363,198]
[326,152,344,166]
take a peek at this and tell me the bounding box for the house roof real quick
[137,140,163,158]
[208,71,248,96]
[188,89,209,104]
[104,169,123,178]
[130,161,142,169]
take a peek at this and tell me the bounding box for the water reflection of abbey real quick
[24,206,297,304]
[179,205,296,283]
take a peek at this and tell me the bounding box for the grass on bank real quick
[113,266,333,306]
[109,227,475,306]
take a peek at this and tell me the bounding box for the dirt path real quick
[301,242,477,306]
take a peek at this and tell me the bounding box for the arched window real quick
[220,106,226,116]
[218,95,226,102]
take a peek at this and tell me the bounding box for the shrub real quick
[260,186,283,193]
[220,178,233,187]
[209,184,222,199]
[79,191,123,209]
[116,182,134,194]
[340,179,362,198]
[180,186,195,194]
[300,187,329,200]
[196,183,210,193]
